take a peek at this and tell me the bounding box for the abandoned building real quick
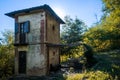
[5,4,64,76]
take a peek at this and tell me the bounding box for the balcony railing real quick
[14,33,28,46]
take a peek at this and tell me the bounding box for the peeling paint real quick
[17,12,46,75]
[14,10,61,76]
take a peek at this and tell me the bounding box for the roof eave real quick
[5,4,65,24]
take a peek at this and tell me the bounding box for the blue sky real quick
[0,0,103,36]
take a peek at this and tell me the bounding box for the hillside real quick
[65,50,120,80]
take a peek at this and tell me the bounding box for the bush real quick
[66,73,84,80]
[85,71,113,80]
[65,71,113,80]
[83,44,97,67]
[0,46,14,80]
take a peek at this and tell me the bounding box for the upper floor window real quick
[14,21,30,44]
[20,23,24,33]
[15,21,30,34]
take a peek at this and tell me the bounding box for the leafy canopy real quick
[61,16,87,56]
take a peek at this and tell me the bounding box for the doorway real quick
[18,51,26,74]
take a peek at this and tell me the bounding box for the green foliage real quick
[66,73,84,80]
[83,0,120,52]
[83,17,120,52]
[1,30,14,45]
[0,46,14,80]
[0,30,14,79]
[85,71,113,80]
[102,0,120,43]
[93,50,120,79]
[102,0,120,14]
[65,50,120,80]
[61,16,87,56]
[83,44,97,67]
[61,0,120,79]
[83,26,113,52]
[61,16,87,44]
[61,16,87,43]
[65,71,112,80]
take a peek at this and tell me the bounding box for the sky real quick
[0,0,103,36]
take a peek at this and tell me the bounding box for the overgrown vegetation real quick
[60,0,120,80]
[61,16,87,57]
[1,0,120,80]
[64,50,120,80]
[0,30,14,80]
[83,0,120,52]
[65,71,112,80]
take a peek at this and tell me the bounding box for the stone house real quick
[5,4,64,76]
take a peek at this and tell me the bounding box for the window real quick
[15,21,30,44]
[53,51,55,56]
[52,25,55,31]
[15,21,30,34]
[20,23,24,33]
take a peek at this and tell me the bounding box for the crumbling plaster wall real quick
[49,47,59,66]
[46,13,60,44]
[18,12,46,75]
[46,13,60,66]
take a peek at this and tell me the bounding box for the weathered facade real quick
[5,4,64,76]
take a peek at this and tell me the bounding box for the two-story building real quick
[5,4,64,76]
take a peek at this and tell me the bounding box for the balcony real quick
[14,33,28,46]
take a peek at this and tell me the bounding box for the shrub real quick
[66,73,84,80]
[83,44,97,67]
[0,46,14,80]
[85,71,113,80]
[65,71,113,80]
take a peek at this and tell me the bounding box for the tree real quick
[102,0,120,49]
[83,43,97,67]
[102,0,120,14]
[0,30,14,79]
[1,30,14,45]
[61,16,87,57]
[61,16,87,44]
[83,0,120,52]
[83,25,112,52]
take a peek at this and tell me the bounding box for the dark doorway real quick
[19,51,26,74]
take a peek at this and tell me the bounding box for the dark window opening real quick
[20,23,25,33]
[53,51,55,56]
[52,25,55,31]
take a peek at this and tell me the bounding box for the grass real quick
[92,50,120,79]
[65,71,112,80]
[65,50,120,80]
